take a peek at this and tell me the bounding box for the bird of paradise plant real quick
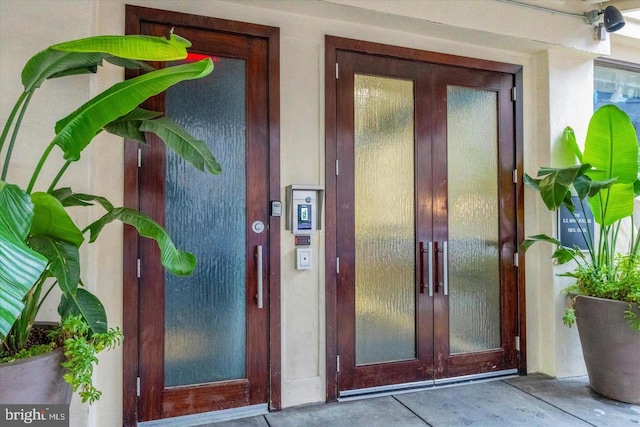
[0,31,219,400]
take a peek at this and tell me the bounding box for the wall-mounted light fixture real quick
[583,6,626,40]
[498,1,626,42]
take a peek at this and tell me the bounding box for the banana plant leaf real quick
[50,188,115,211]
[85,207,196,276]
[50,33,191,61]
[103,108,162,143]
[21,50,106,92]
[0,183,48,337]
[583,105,638,226]
[28,235,80,296]
[53,58,213,162]
[30,192,84,246]
[562,127,582,163]
[523,164,591,211]
[22,32,190,92]
[520,233,582,265]
[139,117,222,174]
[58,288,107,334]
[104,56,154,71]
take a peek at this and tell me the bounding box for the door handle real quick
[256,245,263,309]
[433,241,448,295]
[443,241,448,296]
[428,241,434,297]
[419,242,425,294]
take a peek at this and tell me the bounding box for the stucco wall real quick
[1,0,638,425]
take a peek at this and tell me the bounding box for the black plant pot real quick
[0,347,72,404]
[575,295,640,404]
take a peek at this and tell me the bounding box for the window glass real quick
[594,64,640,141]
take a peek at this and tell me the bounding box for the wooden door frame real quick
[123,6,280,425]
[324,35,525,402]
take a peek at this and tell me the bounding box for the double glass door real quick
[335,51,519,395]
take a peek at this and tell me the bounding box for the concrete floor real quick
[209,374,640,426]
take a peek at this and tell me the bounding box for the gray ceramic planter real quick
[0,347,72,404]
[574,295,640,404]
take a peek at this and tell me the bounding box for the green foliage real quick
[562,255,640,330]
[522,105,640,330]
[522,106,638,268]
[0,32,219,403]
[563,307,577,328]
[0,343,55,364]
[49,316,123,404]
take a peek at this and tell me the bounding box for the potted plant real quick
[0,32,219,404]
[522,104,640,404]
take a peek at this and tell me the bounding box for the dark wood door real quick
[335,50,518,395]
[124,7,280,424]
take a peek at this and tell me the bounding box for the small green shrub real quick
[564,254,640,330]
[49,316,123,403]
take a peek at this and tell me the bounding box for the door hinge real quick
[136,376,141,397]
[336,257,340,274]
[337,355,340,372]
[513,169,518,184]
[336,62,339,80]
[137,258,141,279]
[511,87,517,101]
[514,253,519,268]
[336,159,339,176]
[515,335,520,352]
[137,148,142,168]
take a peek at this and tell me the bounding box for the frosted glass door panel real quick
[446,86,501,354]
[354,75,416,365]
[164,57,247,386]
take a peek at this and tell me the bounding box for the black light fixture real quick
[584,5,626,39]
[499,1,627,42]
[603,6,626,32]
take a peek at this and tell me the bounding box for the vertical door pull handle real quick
[419,242,425,294]
[256,245,263,308]
[443,241,449,296]
[428,241,434,297]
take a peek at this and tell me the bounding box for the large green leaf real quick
[28,235,80,296]
[50,33,191,61]
[22,32,191,92]
[0,183,47,337]
[140,117,222,174]
[0,236,47,338]
[53,59,214,161]
[30,192,84,246]
[573,175,616,200]
[85,207,196,276]
[584,105,638,184]
[0,182,33,240]
[524,164,590,211]
[103,108,162,143]
[521,233,563,251]
[583,105,638,226]
[21,50,105,92]
[104,56,154,71]
[520,234,581,265]
[58,289,107,334]
[562,127,583,163]
[50,188,114,212]
[589,183,636,227]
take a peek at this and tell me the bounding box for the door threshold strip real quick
[138,404,268,426]
[338,369,519,402]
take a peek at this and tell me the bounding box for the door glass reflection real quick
[354,74,416,365]
[164,57,247,386]
[447,86,501,354]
